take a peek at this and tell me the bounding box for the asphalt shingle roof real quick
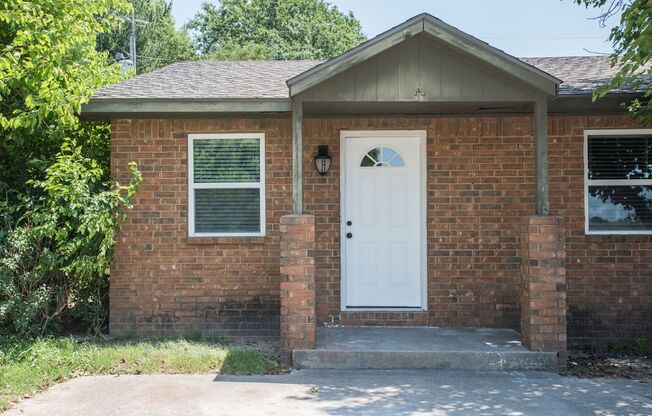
[92,56,640,101]
[93,60,322,100]
[521,56,631,95]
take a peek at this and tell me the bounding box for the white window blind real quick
[188,133,265,236]
[584,129,652,235]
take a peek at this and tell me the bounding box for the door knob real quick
[346,220,352,226]
[346,232,353,239]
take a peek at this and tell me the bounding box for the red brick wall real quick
[110,114,652,343]
[110,117,293,338]
[548,116,652,345]
[305,116,537,329]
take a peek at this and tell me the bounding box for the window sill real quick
[585,230,652,236]
[183,236,268,245]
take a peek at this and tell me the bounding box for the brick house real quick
[84,14,652,364]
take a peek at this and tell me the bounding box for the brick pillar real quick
[279,214,316,366]
[520,216,567,371]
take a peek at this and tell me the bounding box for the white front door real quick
[342,131,425,309]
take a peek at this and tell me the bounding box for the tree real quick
[188,0,367,60]
[0,0,130,195]
[574,0,652,123]
[0,0,127,134]
[0,0,142,335]
[209,42,274,60]
[97,0,196,74]
[575,1,652,227]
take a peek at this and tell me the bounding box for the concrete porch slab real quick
[293,327,558,372]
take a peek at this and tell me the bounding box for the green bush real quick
[633,337,651,356]
[0,140,141,336]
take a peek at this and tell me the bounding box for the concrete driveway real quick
[4,370,651,416]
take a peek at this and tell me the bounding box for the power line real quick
[583,48,612,56]
[484,36,607,40]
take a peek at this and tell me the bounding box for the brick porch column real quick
[279,214,316,366]
[520,216,567,370]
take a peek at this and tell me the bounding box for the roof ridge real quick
[193,59,325,63]
[125,56,609,67]
[522,56,610,59]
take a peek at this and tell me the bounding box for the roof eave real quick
[81,97,292,117]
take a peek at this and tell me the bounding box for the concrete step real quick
[292,327,558,372]
[293,349,558,371]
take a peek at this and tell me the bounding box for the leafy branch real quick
[575,0,652,122]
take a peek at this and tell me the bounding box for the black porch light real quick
[314,145,332,176]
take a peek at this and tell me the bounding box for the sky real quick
[170,0,618,57]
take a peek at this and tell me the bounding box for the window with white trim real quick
[584,129,652,234]
[188,133,265,237]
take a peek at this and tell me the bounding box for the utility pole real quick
[129,14,137,74]
[118,13,147,74]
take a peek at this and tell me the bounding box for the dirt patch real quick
[230,339,291,374]
[231,339,278,358]
[568,352,652,379]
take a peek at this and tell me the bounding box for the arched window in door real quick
[360,146,405,167]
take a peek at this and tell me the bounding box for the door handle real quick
[346,232,353,239]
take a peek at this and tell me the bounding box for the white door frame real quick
[339,130,428,311]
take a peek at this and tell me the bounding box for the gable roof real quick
[89,56,637,102]
[85,14,650,117]
[286,13,561,97]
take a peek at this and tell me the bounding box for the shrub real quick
[0,140,141,335]
[633,337,651,356]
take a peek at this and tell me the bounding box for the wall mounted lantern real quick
[314,145,332,176]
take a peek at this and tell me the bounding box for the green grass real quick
[0,336,277,411]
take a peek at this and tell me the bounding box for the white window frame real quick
[584,129,652,235]
[188,133,265,237]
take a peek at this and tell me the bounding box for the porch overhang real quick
[288,13,559,216]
